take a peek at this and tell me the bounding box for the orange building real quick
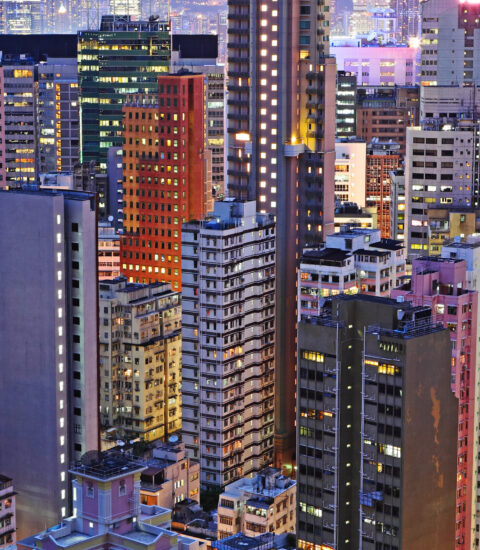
[366,141,400,238]
[121,73,210,290]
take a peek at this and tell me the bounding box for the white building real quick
[331,45,418,86]
[420,0,480,86]
[217,469,296,540]
[181,200,276,489]
[0,475,15,549]
[298,227,406,317]
[405,126,474,259]
[335,140,367,207]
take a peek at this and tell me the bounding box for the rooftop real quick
[301,248,351,264]
[370,238,404,251]
[213,533,275,550]
[70,451,146,481]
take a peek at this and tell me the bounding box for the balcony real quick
[284,140,305,157]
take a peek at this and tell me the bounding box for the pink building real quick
[0,475,15,549]
[17,452,205,550]
[331,44,418,86]
[392,257,477,548]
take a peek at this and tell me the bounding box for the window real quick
[72,223,79,232]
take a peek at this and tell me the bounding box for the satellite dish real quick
[116,440,125,447]
[108,215,114,222]
[169,434,179,444]
[81,450,101,466]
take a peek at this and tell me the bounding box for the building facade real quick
[297,295,457,550]
[335,140,366,207]
[99,277,182,442]
[392,257,478,549]
[181,201,276,489]
[298,227,406,317]
[217,469,296,540]
[0,476,15,549]
[121,73,211,291]
[227,0,337,466]
[0,188,98,537]
[78,15,170,170]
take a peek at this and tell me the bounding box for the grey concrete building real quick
[181,200,276,489]
[296,295,457,550]
[0,188,98,538]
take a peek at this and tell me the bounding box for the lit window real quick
[260,93,267,100]
[60,453,65,463]
[260,195,267,202]
[57,270,62,281]
[56,214,61,225]
[260,49,267,56]
[56,233,62,243]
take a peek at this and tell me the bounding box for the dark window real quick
[72,279,80,288]
[74,408,81,416]
[72,223,79,232]
[74,389,81,398]
[72,243,79,251]
[73,371,81,380]
[72,261,80,270]
[74,443,82,452]
[73,317,80,325]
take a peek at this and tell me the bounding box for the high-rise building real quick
[37,57,79,174]
[171,35,226,198]
[0,188,98,538]
[405,126,474,259]
[442,236,480,548]
[77,15,170,170]
[2,1,43,34]
[99,277,182,442]
[109,0,141,17]
[298,227,406,317]
[335,140,366,206]
[0,476,15,549]
[336,71,357,140]
[120,72,210,291]
[356,86,420,156]
[0,54,36,187]
[98,222,121,280]
[181,200,276,489]
[420,0,480,86]
[227,0,337,467]
[297,295,457,550]
[393,257,478,549]
[389,168,406,241]
[366,140,401,238]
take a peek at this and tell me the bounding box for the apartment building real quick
[297,295,457,550]
[335,140,366,207]
[392,257,478,548]
[99,277,182,442]
[405,126,474,259]
[140,440,200,508]
[98,222,121,281]
[298,228,406,317]
[181,200,276,489]
[217,469,296,540]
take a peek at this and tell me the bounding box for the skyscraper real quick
[181,200,276,488]
[0,188,98,538]
[297,295,457,550]
[121,73,210,290]
[77,15,170,170]
[227,0,336,467]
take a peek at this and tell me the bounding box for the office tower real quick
[37,58,79,174]
[140,440,200,507]
[121,73,210,290]
[335,140,366,206]
[0,55,36,187]
[17,451,203,550]
[98,222,121,280]
[77,15,170,170]
[405,126,474,259]
[389,168,406,241]
[392,257,477,549]
[107,146,124,229]
[297,295,457,550]
[336,71,357,139]
[0,188,98,537]
[181,200,276,489]
[356,86,420,156]
[227,0,336,467]
[99,277,182,442]
[420,0,480,86]
[298,227,406,317]
[0,476,15,549]
[396,0,420,42]
[442,236,480,548]
[366,141,401,238]
[217,468,296,540]
[3,1,43,34]
[171,35,226,198]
